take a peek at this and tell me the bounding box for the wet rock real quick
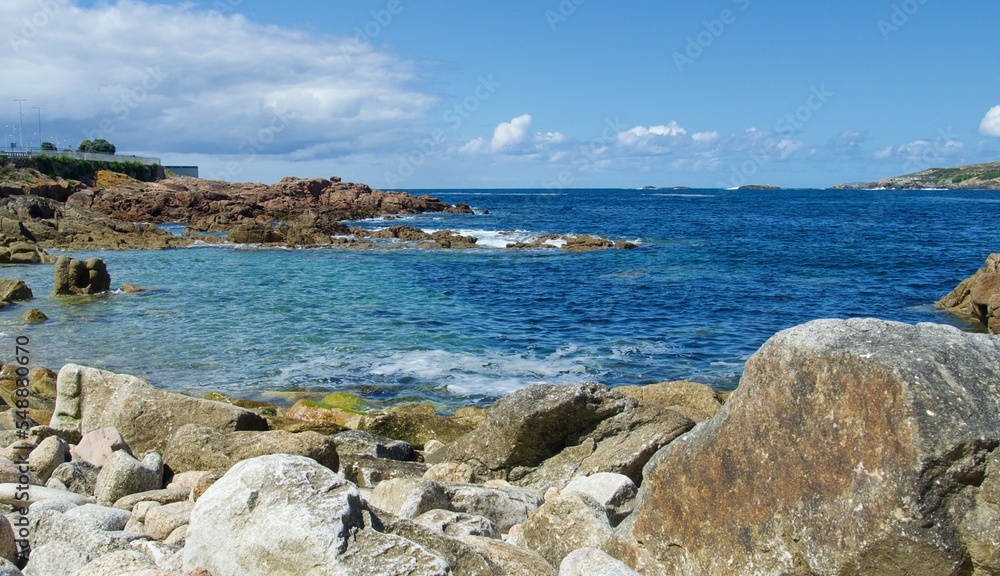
[19,309,47,323]
[162,424,338,474]
[0,280,31,302]
[612,318,1000,576]
[359,403,484,450]
[52,256,111,296]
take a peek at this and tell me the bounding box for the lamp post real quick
[33,106,43,148]
[13,99,26,151]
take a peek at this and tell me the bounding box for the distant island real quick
[737,184,781,191]
[835,161,1000,190]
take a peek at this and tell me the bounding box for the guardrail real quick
[0,149,161,165]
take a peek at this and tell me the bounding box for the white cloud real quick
[491,114,533,153]
[980,105,1000,137]
[691,131,719,144]
[617,121,689,153]
[1,1,434,159]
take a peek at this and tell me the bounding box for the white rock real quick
[562,473,637,525]
[444,483,544,533]
[366,478,450,518]
[559,547,639,576]
[0,557,21,576]
[413,509,501,539]
[0,483,93,507]
[63,504,131,531]
[521,492,613,568]
[73,550,156,576]
[183,454,449,576]
[22,541,91,576]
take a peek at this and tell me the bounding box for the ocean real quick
[2,188,996,412]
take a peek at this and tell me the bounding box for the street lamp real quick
[33,106,43,148]
[13,99,26,151]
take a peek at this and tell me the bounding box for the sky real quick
[2,0,999,189]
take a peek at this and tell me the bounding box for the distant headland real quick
[835,161,1000,190]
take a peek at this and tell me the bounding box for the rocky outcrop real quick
[0,279,32,303]
[615,380,723,423]
[50,364,268,455]
[71,173,472,229]
[53,256,111,296]
[612,318,1000,576]
[0,195,187,250]
[937,253,1000,334]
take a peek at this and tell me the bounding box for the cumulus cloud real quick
[616,121,690,153]
[491,114,533,153]
[1,0,434,158]
[980,105,1000,137]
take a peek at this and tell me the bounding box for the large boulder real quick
[427,383,630,477]
[162,423,339,474]
[52,256,111,296]
[184,454,450,575]
[937,253,1000,334]
[612,318,1000,576]
[50,364,267,455]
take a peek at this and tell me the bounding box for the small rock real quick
[522,492,614,567]
[0,483,93,506]
[132,501,162,523]
[73,549,157,576]
[366,478,450,518]
[19,309,47,323]
[49,460,100,496]
[22,541,92,576]
[144,501,194,541]
[70,427,133,468]
[423,462,477,484]
[423,439,446,455]
[338,454,429,489]
[0,456,41,486]
[63,504,131,531]
[0,517,15,565]
[333,430,416,461]
[164,524,187,546]
[0,280,31,302]
[414,509,501,539]
[559,548,640,576]
[113,487,190,511]
[28,435,68,482]
[121,283,147,293]
[562,473,637,526]
[94,451,163,505]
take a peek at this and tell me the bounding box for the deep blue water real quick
[1,188,996,411]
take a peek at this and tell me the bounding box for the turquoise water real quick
[1,188,995,411]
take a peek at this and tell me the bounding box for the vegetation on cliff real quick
[0,155,159,184]
[837,160,1000,190]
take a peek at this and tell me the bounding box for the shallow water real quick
[1,188,994,411]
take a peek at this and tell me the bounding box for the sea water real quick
[2,188,996,411]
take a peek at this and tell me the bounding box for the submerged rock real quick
[612,318,1000,576]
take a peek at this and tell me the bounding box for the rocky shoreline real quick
[0,317,994,575]
[0,172,633,254]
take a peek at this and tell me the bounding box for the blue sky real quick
[2,0,999,188]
